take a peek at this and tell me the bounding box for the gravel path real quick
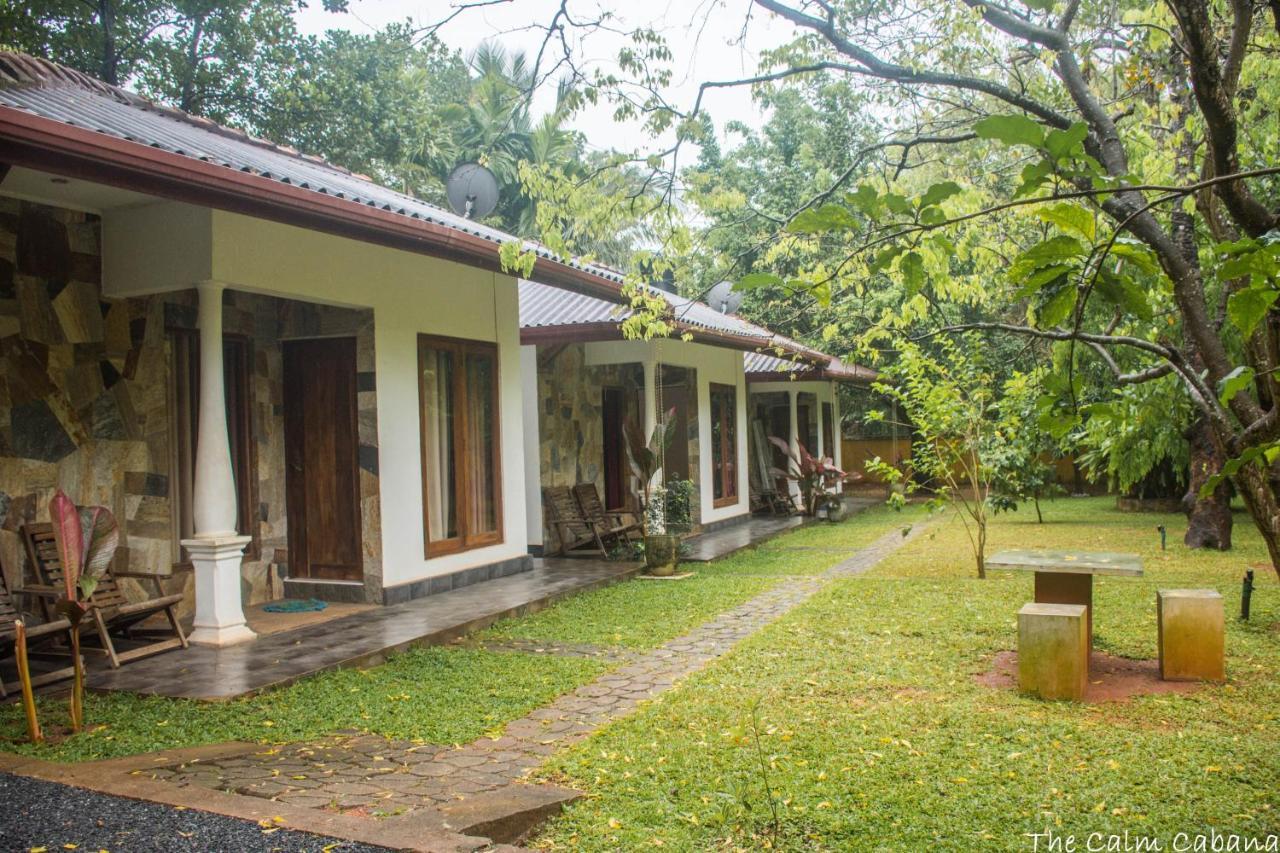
[0,771,390,852]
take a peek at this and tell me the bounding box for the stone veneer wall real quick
[0,198,383,614]
[535,345,705,550]
[536,344,642,553]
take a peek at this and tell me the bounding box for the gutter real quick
[521,320,773,353]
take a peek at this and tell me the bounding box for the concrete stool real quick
[1018,602,1089,701]
[1157,589,1225,682]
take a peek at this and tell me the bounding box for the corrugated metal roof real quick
[520,280,876,384]
[520,278,773,344]
[0,52,625,286]
[744,349,878,385]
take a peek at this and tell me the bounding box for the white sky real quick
[293,0,791,154]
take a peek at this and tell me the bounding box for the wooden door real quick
[283,338,363,581]
[769,403,790,493]
[602,386,626,510]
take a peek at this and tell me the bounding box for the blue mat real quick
[262,598,328,613]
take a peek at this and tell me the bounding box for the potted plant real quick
[624,409,680,575]
[768,437,847,517]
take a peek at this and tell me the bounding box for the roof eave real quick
[520,319,772,352]
[0,106,627,303]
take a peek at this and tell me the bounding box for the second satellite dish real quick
[706,280,745,314]
[446,163,500,220]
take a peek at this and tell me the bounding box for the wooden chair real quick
[0,567,76,698]
[21,523,188,669]
[572,484,642,544]
[544,486,613,557]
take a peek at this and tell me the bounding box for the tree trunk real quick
[1234,462,1280,576]
[1183,417,1233,549]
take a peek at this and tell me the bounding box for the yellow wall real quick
[843,438,911,483]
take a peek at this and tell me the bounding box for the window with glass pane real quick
[710,383,738,506]
[418,336,502,556]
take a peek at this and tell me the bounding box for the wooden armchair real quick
[543,486,615,557]
[572,484,642,543]
[0,567,77,698]
[21,523,188,668]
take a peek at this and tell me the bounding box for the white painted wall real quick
[103,201,531,587]
[519,344,543,548]
[581,339,751,526]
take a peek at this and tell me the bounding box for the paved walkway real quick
[142,521,927,828]
[88,558,639,700]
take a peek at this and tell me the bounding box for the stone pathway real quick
[145,521,927,826]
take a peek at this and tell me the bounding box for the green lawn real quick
[477,574,781,649]
[531,497,1280,851]
[0,646,606,762]
[0,501,916,763]
[480,502,928,649]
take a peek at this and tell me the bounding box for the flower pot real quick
[826,500,848,523]
[644,533,680,576]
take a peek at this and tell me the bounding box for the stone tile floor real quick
[142,521,928,825]
[88,558,640,700]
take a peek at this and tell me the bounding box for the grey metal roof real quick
[519,280,878,383]
[520,278,774,344]
[744,349,879,385]
[0,52,625,286]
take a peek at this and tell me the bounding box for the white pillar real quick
[815,391,826,461]
[182,281,254,647]
[641,358,662,522]
[520,345,543,549]
[831,386,843,492]
[787,388,801,500]
[642,358,657,438]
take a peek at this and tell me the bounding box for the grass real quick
[0,646,606,762]
[0,501,912,763]
[477,574,781,649]
[530,497,1280,851]
[480,501,927,648]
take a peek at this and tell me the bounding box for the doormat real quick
[262,598,328,613]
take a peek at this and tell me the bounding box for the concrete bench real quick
[1157,589,1225,682]
[1018,602,1088,701]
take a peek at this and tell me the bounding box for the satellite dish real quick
[446,163,499,220]
[706,280,745,314]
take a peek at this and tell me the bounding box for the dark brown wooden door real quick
[601,386,626,510]
[769,403,790,493]
[283,338,363,581]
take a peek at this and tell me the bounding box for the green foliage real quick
[1075,377,1193,497]
[869,338,1051,575]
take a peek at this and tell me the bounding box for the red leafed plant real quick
[767,437,847,517]
[48,490,119,732]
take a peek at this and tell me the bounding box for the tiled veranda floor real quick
[85,558,640,701]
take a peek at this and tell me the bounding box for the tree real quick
[0,0,346,115]
[256,25,470,202]
[483,0,1280,574]
[867,337,1046,577]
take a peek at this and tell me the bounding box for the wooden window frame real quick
[170,330,259,566]
[710,382,739,508]
[417,333,504,558]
